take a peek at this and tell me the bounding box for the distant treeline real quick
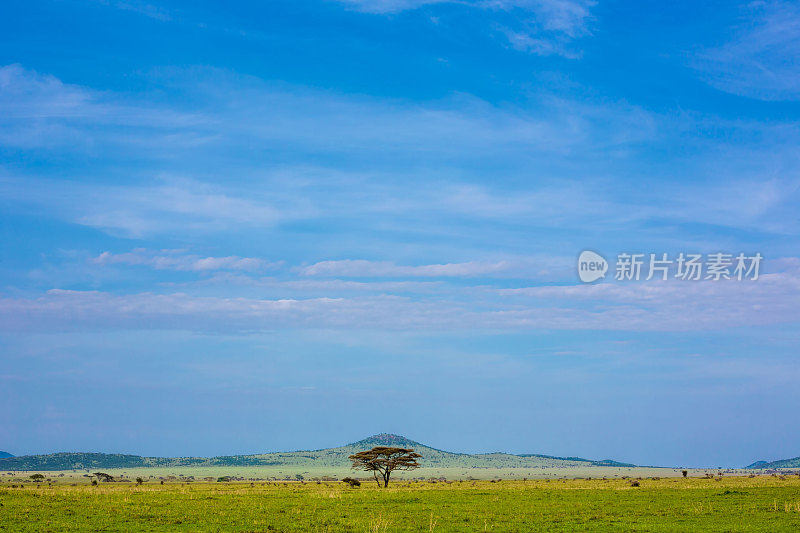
[0,453,287,470]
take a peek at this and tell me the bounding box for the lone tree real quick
[349,446,421,487]
[93,472,114,483]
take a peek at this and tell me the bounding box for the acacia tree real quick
[348,446,421,487]
[93,472,114,482]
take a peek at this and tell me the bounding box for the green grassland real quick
[3,476,800,531]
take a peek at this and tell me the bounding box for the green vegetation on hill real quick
[747,457,800,469]
[0,433,631,471]
[590,459,637,467]
[0,452,204,470]
[0,451,13,459]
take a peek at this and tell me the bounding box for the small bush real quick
[341,477,361,487]
[682,470,688,478]
[630,480,640,487]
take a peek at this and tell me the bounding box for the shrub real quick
[682,470,688,478]
[630,480,640,487]
[341,477,361,487]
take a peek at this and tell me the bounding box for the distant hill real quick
[590,459,637,467]
[0,451,13,459]
[517,453,634,467]
[746,457,800,469]
[0,433,634,471]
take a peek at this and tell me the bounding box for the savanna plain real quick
[3,475,800,532]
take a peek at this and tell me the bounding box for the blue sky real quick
[1,0,800,467]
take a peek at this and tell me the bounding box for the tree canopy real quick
[348,446,421,487]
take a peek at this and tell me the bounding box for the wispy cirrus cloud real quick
[3,64,800,244]
[0,174,289,238]
[692,1,800,100]
[0,64,206,151]
[96,0,173,21]
[334,0,595,56]
[0,64,652,160]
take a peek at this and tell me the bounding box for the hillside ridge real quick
[0,434,634,471]
[746,456,800,469]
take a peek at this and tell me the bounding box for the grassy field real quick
[0,465,756,483]
[2,476,800,531]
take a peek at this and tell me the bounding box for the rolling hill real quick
[0,433,633,471]
[746,457,800,469]
[0,451,13,459]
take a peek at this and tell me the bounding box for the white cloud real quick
[300,259,512,277]
[496,263,800,330]
[92,249,278,272]
[495,0,593,37]
[2,260,799,333]
[501,29,573,56]
[194,273,446,293]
